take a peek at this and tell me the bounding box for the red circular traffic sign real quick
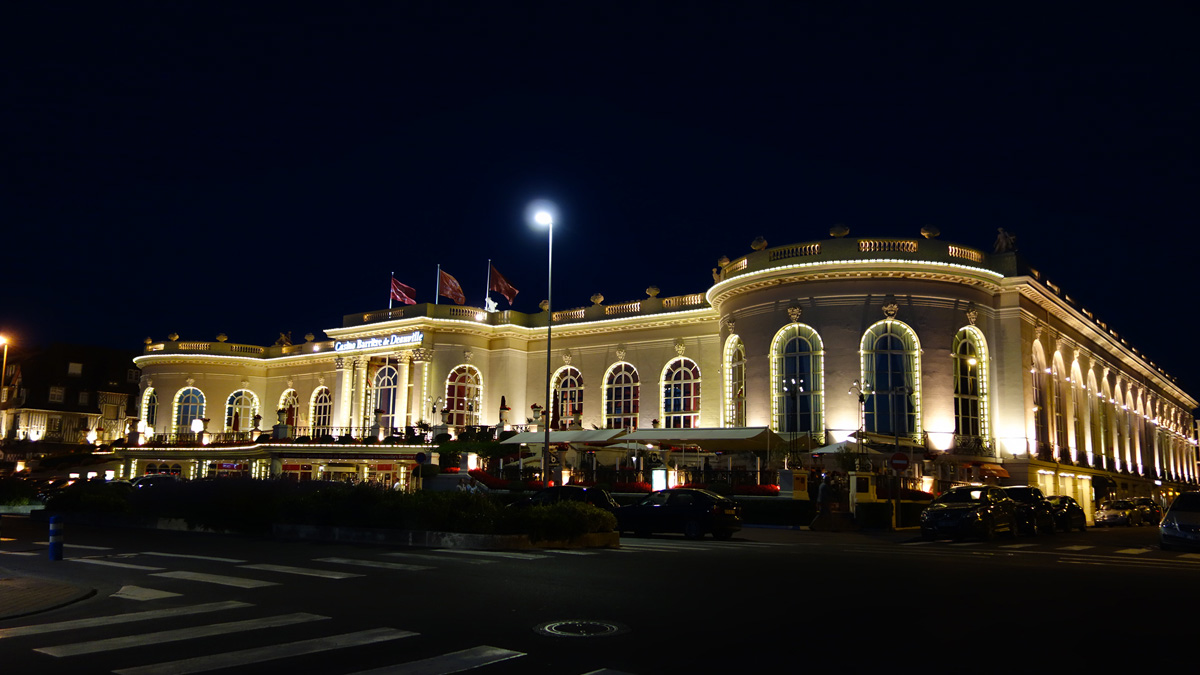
[889,452,910,472]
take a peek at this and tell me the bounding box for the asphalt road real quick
[1,516,1194,674]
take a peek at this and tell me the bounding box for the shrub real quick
[0,478,41,506]
[500,500,615,541]
[45,479,133,514]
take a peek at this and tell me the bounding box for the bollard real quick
[48,515,63,561]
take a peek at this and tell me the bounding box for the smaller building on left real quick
[0,342,142,477]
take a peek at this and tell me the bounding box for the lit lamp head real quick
[190,418,204,434]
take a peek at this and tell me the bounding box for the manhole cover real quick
[534,620,628,638]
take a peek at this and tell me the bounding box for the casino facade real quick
[123,230,1198,514]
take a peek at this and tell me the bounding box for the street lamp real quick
[0,335,8,438]
[532,204,555,484]
[782,377,804,461]
[848,379,867,459]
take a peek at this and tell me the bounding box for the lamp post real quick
[534,207,554,485]
[782,377,803,463]
[0,335,8,439]
[848,379,867,461]
[890,385,914,527]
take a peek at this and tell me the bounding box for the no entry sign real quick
[890,452,910,472]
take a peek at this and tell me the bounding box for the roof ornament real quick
[994,228,1017,253]
[787,304,803,323]
[751,236,768,251]
[881,295,899,319]
[830,224,850,238]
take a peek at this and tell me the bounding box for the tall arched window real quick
[1112,382,1126,471]
[725,336,746,427]
[310,387,332,436]
[1088,372,1103,467]
[604,363,640,429]
[952,327,989,442]
[1031,346,1050,452]
[1099,378,1114,470]
[372,365,400,429]
[225,389,259,435]
[1052,354,1068,453]
[771,324,824,436]
[860,320,920,437]
[553,367,584,429]
[174,387,205,434]
[445,365,482,427]
[279,390,299,427]
[661,358,701,428]
[141,388,159,433]
[1071,362,1087,464]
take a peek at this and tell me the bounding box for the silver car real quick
[1095,499,1143,527]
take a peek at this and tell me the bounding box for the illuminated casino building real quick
[123,229,1198,515]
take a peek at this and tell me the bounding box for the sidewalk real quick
[0,574,94,621]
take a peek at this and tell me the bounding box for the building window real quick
[372,366,400,430]
[552,367,584,429]
[445,365,482,427]
[861,320,920,437]
[142,388,159,431]
[311,387,332,436]
[604,363,640,429]
[1052,357,1068,451]
[173,387,205,434]
[1092,380,1110,468]
[49,386,65,403]
[1072,364,1087,463]
[224,389,258,434]
[68,363,83,376]
[771,324,824,436]
[78,391,90,406]
[952,327,988,441]
[127,369,140,383]
[1031,350,1050,451]
[279,390,299,427]
[725,336,746,427]
[48,416,62,433]
[661,358,701,429]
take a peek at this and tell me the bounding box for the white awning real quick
[499,429,627,445]
[620,427,787,452]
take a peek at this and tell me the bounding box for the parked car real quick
[1046,495,1087,532]
[131,474,184,489]
[1002,485,1056,535]
[1094,499,1143,527]
[509,485,619,512]
[616,488,742,540]
[1160,492,1200,551]
[1131,497,1163,525]
[920,485,1019,540]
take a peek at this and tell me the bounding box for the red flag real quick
[438,269,465,305]
[390,277,416,305]
[489,264,519,305]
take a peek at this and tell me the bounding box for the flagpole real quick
[435,265,440,305]
[389,271,393,310]
[484,259,492,309]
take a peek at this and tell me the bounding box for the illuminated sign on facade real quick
[333,331,424,353]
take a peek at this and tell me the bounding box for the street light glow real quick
[534,210,553,226]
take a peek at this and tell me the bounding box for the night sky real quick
[6,3,1198,395]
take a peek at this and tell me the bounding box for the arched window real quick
[372,365,400,429]
[225,389,259,435]
[1088,372,1104,467]
[1071,361,1087,463]
[951,327,989,442]
[1112,382,1126,471]
[1052,354,1068,452]
[141,388,158,432]
[173,387,205,434]
[279,389,299,427]
[661,358,701,429]
[725,336,746,427]
[604,363,640,429]
[860,320,920,437]
[445,365,482,427]
[310,387,332,436]
[1031,346,1050,451]
[771,324,824,435]
[552,367,584,429]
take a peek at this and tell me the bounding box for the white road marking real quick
[1114,548,1151,555]
[315,557,433,571]
[430,549,550,560]
[111,586,181,601]
[34,542,112,550]
[901,541,936,546]
[73,559,165,571]
[349,645,525,674]
[0,550,38,556]
[240,564,364,579]
[0,601,251,638]
[949,542,983,547]
[1056,545,1094,551]
[140,551,247,563]
[150,571,279,588]
[35,612,328,657]
[112,627,417,675]
[382,552,495,565]
[542,549,597,555]
[1179,553,1200,560]
[999,544,1037,549]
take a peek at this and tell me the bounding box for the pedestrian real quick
[817,474,833,516]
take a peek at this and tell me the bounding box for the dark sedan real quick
[1002,485,1056,535]
[920,485,1019,540]
[616,488,742,540]
[509,485,619,512]
[1046,495,1087,532]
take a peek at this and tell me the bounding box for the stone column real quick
[395,353,411,429]
[332,357,352,430]
[410,349,432,425]
[352,357,369,432]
